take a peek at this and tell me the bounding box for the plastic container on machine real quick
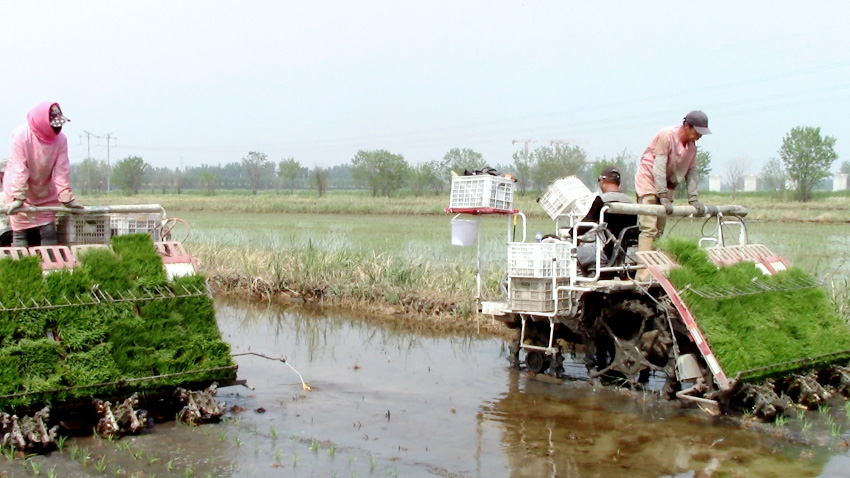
[448,175,514,212]
[538,176,595,220]
[509,277,570,312]
[450,218,480,246]
[507,242,571,278]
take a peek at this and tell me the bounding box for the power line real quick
[79,131,117,192]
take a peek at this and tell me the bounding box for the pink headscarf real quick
[26,101,61,145]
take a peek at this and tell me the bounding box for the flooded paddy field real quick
[5,298,850,477]
[179,210,850,283]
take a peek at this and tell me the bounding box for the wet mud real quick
[1,298,849,477]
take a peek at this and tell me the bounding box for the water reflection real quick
[482,372,829,477]
[0,298,843,477]
[219,297,835,477]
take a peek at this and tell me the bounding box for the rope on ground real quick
[231,352,312,391]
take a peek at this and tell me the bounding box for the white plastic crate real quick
[507,242,571,278]
[538,176,595,220]
[57,215,111,245]
[509,277,570,313]
[109,213,163,241]
[449,175,514,211]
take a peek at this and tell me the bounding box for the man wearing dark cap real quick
[598,166,633,204]
[633,111,710,276]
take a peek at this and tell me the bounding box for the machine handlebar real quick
[604,202,748,218]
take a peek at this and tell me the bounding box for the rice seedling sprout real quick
[95,456,107,473]
[56,435,68,453]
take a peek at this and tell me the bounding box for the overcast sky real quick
[1,1,848,176]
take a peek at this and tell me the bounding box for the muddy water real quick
[2,299,850,477]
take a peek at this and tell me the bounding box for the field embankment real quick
[80,189,850,223]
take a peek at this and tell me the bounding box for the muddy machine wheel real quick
[525,351,550,374]
[589,300,673,389]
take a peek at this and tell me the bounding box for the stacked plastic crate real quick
[506,176,597,313]
[507,242,572,313]
[447,174,515,214]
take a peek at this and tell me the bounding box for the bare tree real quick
[759,157,786,195]
[311,166,329,197]
[241,151,270,195]
[199,171,218,196]
[726,157,749,199]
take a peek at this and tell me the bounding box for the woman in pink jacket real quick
[4,101,81,247]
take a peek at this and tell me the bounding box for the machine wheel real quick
[589,300,673,389]
[526,351,550,374]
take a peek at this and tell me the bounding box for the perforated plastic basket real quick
[109,213,163,241]
[57,215,111,245]
[449,175,514,212]
[509,277,570,312]
[507,242,571,278]
[538,176,594,220]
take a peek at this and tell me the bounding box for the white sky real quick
[1,1,848,175]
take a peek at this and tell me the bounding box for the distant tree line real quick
[68,125,840,202]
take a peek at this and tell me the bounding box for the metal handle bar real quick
[605,203,748,218]
[1,204,166,215]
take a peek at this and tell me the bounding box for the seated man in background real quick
[576,166,635,272]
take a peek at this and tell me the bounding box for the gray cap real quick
[599,166,621,184]
[684,110,711,135]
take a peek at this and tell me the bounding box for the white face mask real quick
[49,105,68,128]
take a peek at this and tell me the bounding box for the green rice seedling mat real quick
[0,234,235,412]
[661,239,850,383]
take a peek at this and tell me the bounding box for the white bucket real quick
[451,218,479,246]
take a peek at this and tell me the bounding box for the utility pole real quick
[80,131,98,159]
[511,139,535,159]
[511,139,536,196]
[104,134,117,193]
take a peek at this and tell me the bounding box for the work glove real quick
[659,197,674,215]
[5,199,23,215]
[62,200,84,209]
[689,200,706,216]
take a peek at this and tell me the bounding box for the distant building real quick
[835,174,849,191]
[743,175,758,192]
[709,175,723,192]
[785,178,797,190]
